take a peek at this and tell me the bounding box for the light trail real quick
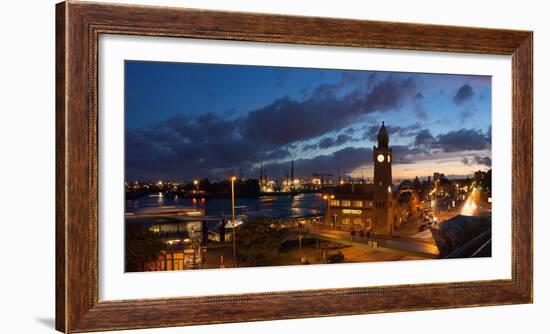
[461,188,478,216]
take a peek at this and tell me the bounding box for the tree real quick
[236,216,282,265]
[125,224,164,272]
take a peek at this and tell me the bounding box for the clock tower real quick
[372,122,394,234]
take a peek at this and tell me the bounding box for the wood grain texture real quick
[55,2,67,332]
[55,1,533,332]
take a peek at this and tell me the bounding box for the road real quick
[307,225,439,258]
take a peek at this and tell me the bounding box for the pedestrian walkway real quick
[307,225,439,258]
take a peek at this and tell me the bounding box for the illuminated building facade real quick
[327,122,396,235]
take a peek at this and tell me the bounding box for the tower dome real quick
[377,121,389,148]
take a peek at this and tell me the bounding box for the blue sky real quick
[125,60,492,181]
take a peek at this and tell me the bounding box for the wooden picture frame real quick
[56,1,533,332]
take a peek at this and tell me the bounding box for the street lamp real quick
[231,176,238,268]
[298,233,304,263]
[323,195,335,227]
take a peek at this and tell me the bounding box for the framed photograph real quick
[56,1,532,332]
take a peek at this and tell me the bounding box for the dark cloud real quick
[240,75,420,146]
[262,142,429,179]
[399,123,422,136]
[362,126,379,141]
[264,147,373,178]
[318,134,353,149]
[126,71,491,180]
[414,129,435,147]
[297,87,310,100]
[357,76,417,113]
[127,74,424,180]
[300,133,354,151]
[412,92,428,120]
[460,155,491,167]
[391,145,426,164]
[453,84,474,106]
[125,112,291,180]
[474,155,492,167]
[264,126,492,179]
[412,128,490,153]
[344,127,356,135]
[434,128,490,152]
[239,96,351,146]
[363,123,422,142]
[301,143,318,152]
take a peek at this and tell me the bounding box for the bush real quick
[125,224,164,272]
[236,216,282,265]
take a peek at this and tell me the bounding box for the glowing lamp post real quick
[298,233,304,263]
[323,194,335,227]
[231,176,237,268]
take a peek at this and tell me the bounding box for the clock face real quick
[377,154,385,163]
[387,155,391,163]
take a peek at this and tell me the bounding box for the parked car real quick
[327,252,345,263]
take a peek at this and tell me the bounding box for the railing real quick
[444,229,492,259]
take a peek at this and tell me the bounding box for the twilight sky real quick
[125,60,492,182]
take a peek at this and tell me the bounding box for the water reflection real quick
[126,193,325,219]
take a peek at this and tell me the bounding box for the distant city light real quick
[225,219,243,228]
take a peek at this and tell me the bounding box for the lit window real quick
[353,218,362,225]
[342,218,350,224]
[353,200,363,208]
[341,200,351,207]
[330,199,340,206]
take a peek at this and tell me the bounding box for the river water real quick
[126,192,327,219]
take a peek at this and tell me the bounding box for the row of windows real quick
[375,202,385,209]
[342,218,363,225]
[330,199,373,208]
[341,218,373,226]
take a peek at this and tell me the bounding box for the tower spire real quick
[377,121,389,149]
[372,121,393,235]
